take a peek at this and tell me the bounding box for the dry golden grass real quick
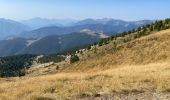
[1,29,170,100]
[59,29,170,73]
[1,62,170,100]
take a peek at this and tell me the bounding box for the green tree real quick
[87,45,91,50]
[137,27,142,31]
[154,21,163,31]
[70,55,79,63]
[98,38,108,46]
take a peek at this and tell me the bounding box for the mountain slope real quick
[0,18,170,100]
[19,35,61,54]
[0,32,101,56]
[19,32,100,54]
[61,29,170,72]
[1,28,170,100]
[0,18,30,40]
[0,38,27,57]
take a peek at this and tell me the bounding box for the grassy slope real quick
[60,29,170,72]
[1,29,170,99]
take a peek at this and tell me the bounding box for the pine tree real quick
[70,55,79,63]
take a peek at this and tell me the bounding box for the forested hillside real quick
[0,54,36,77]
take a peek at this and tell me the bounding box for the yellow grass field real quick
[1,62,170,100]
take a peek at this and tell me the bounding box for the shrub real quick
[98,38,109,46]
[87,45,91,50]
[70,55,79,63]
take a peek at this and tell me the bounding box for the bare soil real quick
[79,92,170,100]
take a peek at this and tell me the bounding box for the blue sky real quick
[0,0,169,21]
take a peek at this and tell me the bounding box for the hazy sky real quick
[0,0,169,21]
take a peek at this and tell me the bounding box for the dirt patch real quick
[79,92,170,100]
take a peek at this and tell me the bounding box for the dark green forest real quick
[0,54,36,77]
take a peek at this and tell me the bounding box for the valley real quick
[0,18,152,57]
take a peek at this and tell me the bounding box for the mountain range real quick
[16,18,153,39]
[0,32,100,56]
[20,17,77,29]
[1,18,170,100]
[0,18,153,56]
